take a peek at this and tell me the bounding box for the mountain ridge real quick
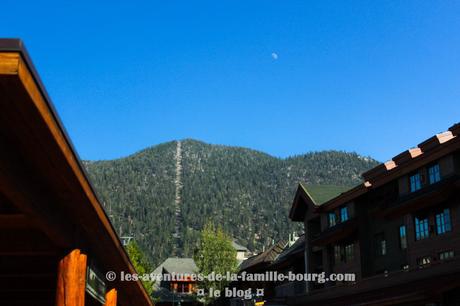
[84,139,380,266]
[86,138,378,163]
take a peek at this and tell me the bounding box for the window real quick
[439,250,454,261]
[340,207,349,222]
[333,245,341,264]
[428,163,441,184]
[436,208,452,235]
[177,282,190,293]
[334,243,354,264]
[380,240,387,256]
[399,225,407,249]
[417,256,431,266]
[409,173,422,192]
[375,233,386,256]
[415,217,429,240]
[328,212,337,227]
[340,206,349,222]
[344,243,354,262]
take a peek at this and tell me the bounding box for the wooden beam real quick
[0,214,34,229]
[104,288,117,306]
[0,274,56,292]
[0,229,58,256]
[0,255,58,275]
[0,290,55,306]
[0,127,75,249]
[0,192,20,213]
[55,249,87,306]
[0,52,20,74]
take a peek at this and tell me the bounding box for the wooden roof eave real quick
[369,136,460,190]
[0,39,153,306]
[313,130,459,212]
[289,183,320,222]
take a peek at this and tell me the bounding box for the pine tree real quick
[126,241,154,296]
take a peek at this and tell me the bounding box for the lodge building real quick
[287,123,460,305]
[0,39,153,306]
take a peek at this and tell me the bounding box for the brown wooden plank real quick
[0,125,74,248]
[0,255,58,274]
[0,214,35,229]
[0,274,56,290]
[0,290,55,305]
[0,192,20,213]
[0,229,58,256]
[0,52,19,74]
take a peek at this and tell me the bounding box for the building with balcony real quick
[288,123,460,305]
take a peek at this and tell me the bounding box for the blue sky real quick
[1,1,459,161]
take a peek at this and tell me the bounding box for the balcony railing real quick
[311,218,358,246]
[275,281,306,297]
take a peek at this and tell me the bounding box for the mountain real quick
[84,139,379,266]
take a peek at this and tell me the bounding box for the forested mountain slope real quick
[84,139,379,266]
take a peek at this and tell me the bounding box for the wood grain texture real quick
[104,288,118,306]
[0,52,19,74]
[55,249,87,306]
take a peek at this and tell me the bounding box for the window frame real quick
[328,212,337,227]
[415,216,429,240]
[435,208,452,235]
[428,163,441,184]
[340,206,349,222]
[439,250,454,261]
[409,172,422,192]
[344,243,354,262]
[375,233,386,256]
[417,256,432,267]
[333,245,341,264]
[399,225,407,249]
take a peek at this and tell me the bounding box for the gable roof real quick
[153,258,198,275]
[239,240,288,271]
[289,184,317,221]
[232,241,249,252]
[289,183,352,221]
[271,234,305,266]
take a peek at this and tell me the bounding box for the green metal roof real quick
[232,240,249,252]
[300,183,351,205]
[153,257,198,275]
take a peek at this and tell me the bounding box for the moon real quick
[271,52,279,60]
